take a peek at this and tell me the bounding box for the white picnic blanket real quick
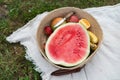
[6,3,120,80]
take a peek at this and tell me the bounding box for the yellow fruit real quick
[51,17,63,27]
[90,43,98,51]
[88,31,98,44]
[79,19,90,29]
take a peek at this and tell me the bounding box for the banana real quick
[90,43,98,51]
[88,31,98,44]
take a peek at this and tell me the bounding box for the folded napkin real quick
[7,3,120,80]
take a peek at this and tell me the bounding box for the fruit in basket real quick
[88,31,98,44]
[44,26,53,36]
[90,43,98,51]
[51,17,66,30]
[45,23,90,67]
[69,15,79,22]
[79,19,90,29]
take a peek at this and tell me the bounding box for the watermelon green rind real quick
[45,23,90,67]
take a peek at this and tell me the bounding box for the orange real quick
[51,17,63,27]
[79,19,91,29]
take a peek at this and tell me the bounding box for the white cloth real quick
[6,3,120,80]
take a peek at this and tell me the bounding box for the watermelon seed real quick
[67,31,70,33]
[76,42,84,48]
[76,38,79,41]
[56,36,64,45]
[73,48,82,57]
[61,37,64,40]
[77,35,80,37]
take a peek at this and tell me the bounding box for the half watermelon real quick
[45,23,90,67]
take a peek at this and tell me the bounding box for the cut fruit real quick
[45,23,90,67]
[51,17,63,26]
[51,17,66,30]
[79,19,90,29]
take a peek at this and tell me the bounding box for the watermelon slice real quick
[45,23,90,67]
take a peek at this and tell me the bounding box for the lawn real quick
[0,0,120,80]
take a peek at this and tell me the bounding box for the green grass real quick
[0,0,120,80]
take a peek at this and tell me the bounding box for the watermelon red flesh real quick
[45,23,90,66]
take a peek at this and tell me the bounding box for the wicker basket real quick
[37,7,103,70]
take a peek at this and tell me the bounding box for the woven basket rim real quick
[36,7,103,70]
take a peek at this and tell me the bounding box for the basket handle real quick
[51,65,85,76]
